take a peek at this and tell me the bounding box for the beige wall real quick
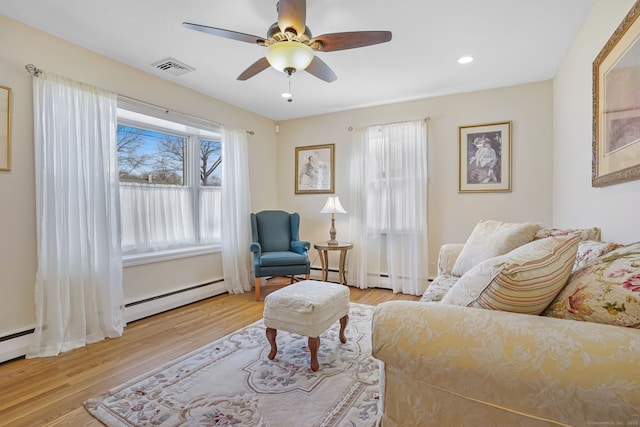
[4,0,632,356]
[553,0,640,244]
[0,16,277,339]
[276,81,554,275]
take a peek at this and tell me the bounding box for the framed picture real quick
[295,143,334,194]
[459,121,511,193]
[0,85,11,171]
[593,1,640,187]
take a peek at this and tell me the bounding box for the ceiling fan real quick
[183,0,392,83]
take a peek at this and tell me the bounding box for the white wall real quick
[0,16,277,345]
[276,81,554,275]
[554,0,640,244]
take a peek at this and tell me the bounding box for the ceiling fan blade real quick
[305,56,337,83]
[277,0,306,36]
[183,22,265,45]
[237,57,271,81]
[310,31,392,52]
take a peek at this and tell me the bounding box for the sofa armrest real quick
[372,301,640,426]
[437,243,464,276]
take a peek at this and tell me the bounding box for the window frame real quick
[116,100,223,264]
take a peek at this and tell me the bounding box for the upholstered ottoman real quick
[263,280,350,371]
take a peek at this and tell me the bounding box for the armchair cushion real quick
[259,251,309,267]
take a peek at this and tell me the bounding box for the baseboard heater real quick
[0,279,226,365]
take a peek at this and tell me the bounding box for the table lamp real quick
[320,196,347,245]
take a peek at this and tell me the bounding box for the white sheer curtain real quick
[348,120,429,295]
[221,126,252,293]
[120,183,195,252]
[29,72,124,358]
[199,186,222,243]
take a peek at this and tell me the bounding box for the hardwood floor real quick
[0,286,419,426]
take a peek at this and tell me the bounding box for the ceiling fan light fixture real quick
[266,41,314,73]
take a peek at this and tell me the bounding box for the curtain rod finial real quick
[25,64,42,76]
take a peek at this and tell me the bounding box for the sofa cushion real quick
[451,220,541,277]
[573,240,621,272]
[543,242,640,328]
[420,275,459,302]
[534,226,601,242]
[442,235,580,315]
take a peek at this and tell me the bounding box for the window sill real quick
[123,245,221,267]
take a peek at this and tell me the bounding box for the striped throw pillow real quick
[441,235,580,315]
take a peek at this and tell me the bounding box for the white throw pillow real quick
[451,220,541,277]
[442,235,580,315]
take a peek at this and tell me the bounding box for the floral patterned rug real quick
[85,303,379,426]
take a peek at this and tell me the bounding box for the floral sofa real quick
[372,221,640,427]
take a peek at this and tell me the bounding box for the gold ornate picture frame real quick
[593,1,640,186]
[295,144,334,194]
[0,85,11,171]
[459,121,512,193]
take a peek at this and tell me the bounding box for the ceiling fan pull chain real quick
[281,74,294,103]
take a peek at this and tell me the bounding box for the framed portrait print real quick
[295,144,334,194]
[0,85,11,171]
[459,121,511,193]
[593,1,640,186]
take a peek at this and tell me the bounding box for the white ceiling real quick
[1,0,594,121]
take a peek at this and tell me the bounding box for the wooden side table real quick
[314,242,353,285]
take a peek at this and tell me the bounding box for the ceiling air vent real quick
[151,57,195,76]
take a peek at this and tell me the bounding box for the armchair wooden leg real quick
[255,277,261,301]
[305,273,310,280]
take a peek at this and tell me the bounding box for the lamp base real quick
[328,214,339,246]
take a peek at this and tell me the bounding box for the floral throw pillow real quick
[543,242,640,328]
[573,240,621,272]
[534,226,601,242]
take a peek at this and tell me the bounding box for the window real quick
[363,127,425,234]
[118,125,186,185]
[116,104,222,255]
[349,120,429,295]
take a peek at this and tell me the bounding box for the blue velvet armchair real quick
[250,210,311,300]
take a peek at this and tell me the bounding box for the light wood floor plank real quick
[0,286,419,426]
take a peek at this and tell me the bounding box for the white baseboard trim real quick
[0,281,227,364]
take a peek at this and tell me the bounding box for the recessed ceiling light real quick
[458,56,474,64]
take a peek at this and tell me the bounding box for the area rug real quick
[84,303,379,426]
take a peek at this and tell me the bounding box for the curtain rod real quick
[347,117,430,132]
[25,64,255,136]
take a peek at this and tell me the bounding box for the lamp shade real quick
[320,196,347,214]
[266,41,314,73]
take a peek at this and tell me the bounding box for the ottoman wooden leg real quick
[308,336,320,371]
[339,315,349,344]
[266,327,278,360]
